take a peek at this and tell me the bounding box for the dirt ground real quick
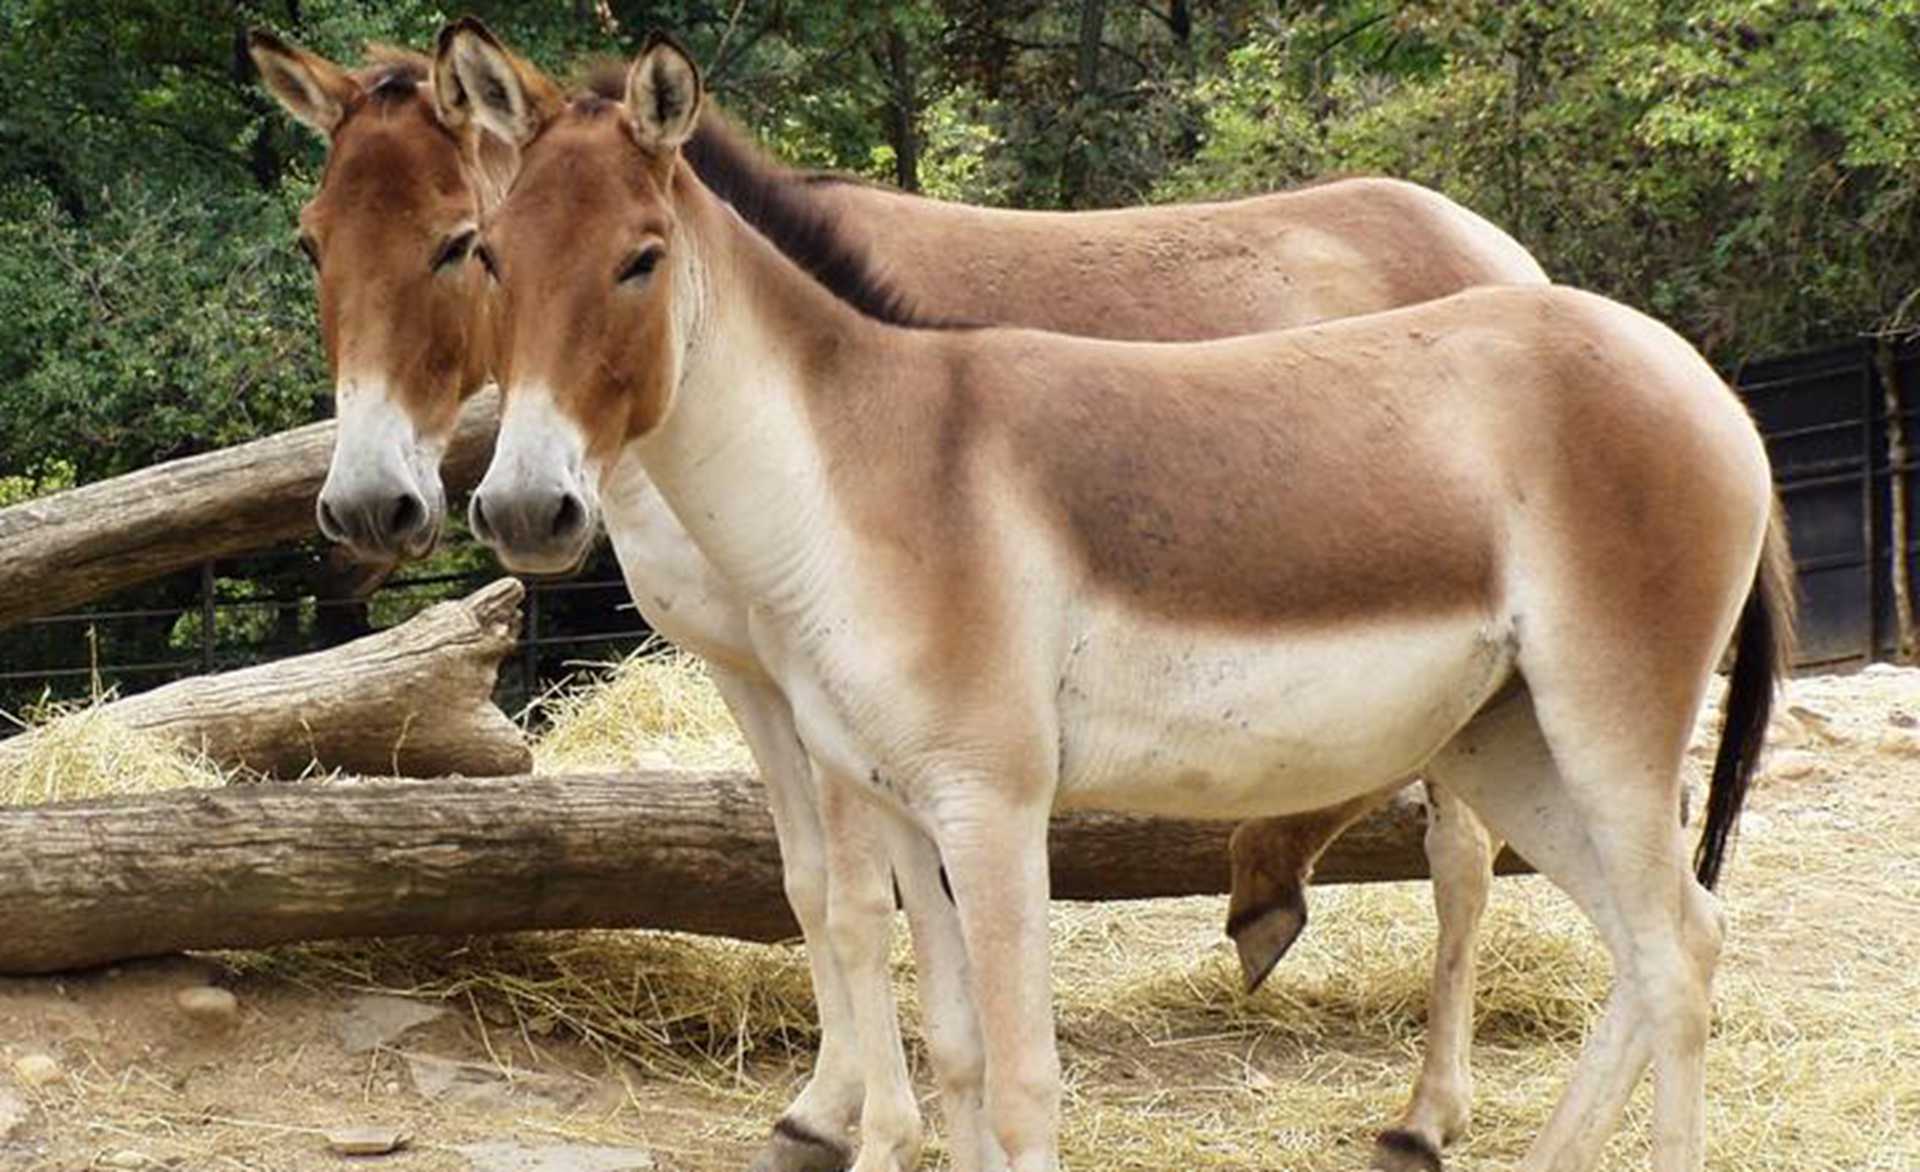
[2,664,1915,1171]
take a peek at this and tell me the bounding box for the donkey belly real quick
[1052,609,1513,819]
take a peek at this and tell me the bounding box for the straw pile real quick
[4,651,1916,1170]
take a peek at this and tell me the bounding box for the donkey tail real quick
[1696,498,1798,891]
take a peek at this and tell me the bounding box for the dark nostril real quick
[551,492,586,540]
[469,494,496,544]
[387,492,427,538]
[317,498,345,541]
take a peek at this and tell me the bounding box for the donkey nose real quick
[316,487,434,554]
[470,487,589,550]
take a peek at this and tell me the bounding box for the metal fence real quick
[1735,337,1918,669]
[2,337,1915,718]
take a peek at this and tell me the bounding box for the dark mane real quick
[567,60,958,327]
[356,45,430,105]
[679,111,963,329]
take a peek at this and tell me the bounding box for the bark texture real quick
[0,579,530,779]
[0,389,501,630]
[0,776,1525,975]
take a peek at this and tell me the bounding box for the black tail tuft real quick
[1695,502,1796,890]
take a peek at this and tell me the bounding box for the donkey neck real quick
[632,168,932,609]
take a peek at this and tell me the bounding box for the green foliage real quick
[3,0,1918,703]
[1163,0,1920,359]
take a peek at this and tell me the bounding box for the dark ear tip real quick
[247,28,288,55]
[640,28,695,64]
[443,14,498,49]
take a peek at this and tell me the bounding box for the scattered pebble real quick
[332,994,446,1055]
[174,986,239,1025]
[0,1086,27,1139]
[10,1054,61,1088]
[99,1150,150,1169]
[1890,709,1916,729]
[1763,750,1822,781]
[1767,711,1808,748]
[325,1126,409,1156]
[1876,729,1920,758]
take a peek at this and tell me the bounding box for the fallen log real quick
[0,389,501,631]
[0,772,1526,975]
[0,579,530,779]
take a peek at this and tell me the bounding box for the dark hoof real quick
[1226,891,1307,993]
[1370,1128,1443,1172]
[746,1117,852,1172]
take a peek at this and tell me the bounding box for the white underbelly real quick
[1053,608,1513,819]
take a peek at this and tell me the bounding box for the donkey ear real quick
[249,29,361,137]
[626,33,702,153]
[437,16,563,148]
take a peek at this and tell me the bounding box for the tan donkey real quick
[254,24,1553,1172]
[452,26,1791,1172]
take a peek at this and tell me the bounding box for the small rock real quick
[174,986,239,1025]
[0,1086,28,1139]
[403,1052,584,1112]
[1785,704,1847,744]
[1762,749,1821,781]
[1889,709,1916,729]
[100,1151,150,1169]
[332,995,446,1055]
[630,750,675,772]
[326,1127,409,1157]
[1766,710,1807,747]
[1877,729,1920,758]
[10,1054,61,1088]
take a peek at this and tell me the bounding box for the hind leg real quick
[1372,782,1497,1171]
[1225,794,1383,992]
[1419,685,1720,1172]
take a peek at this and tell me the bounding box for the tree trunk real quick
[883,24,920,193]
[0,775,1527,975]
[1877,339,1916,661]
[1058,0,1108,207]
[0,579,530,780]
[0,389,501,631]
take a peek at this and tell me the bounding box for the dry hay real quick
[4,647,1917,1169]
[0,692,232,805]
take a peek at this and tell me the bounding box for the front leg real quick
[817,769,925,1172]
[708,668,864,1172]
[885,815,1008,1172]
[930,788,1061,1172]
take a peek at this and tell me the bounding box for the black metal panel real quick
[1732,343,1880,667]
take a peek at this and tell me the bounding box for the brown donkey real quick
[456,27,1791,1172]
[254,27,1546,1172]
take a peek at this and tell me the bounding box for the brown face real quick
[302,97,492,557]
[450,26,702,574]
[252,33,493,562]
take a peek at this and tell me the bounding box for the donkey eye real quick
[297,234,320,269]
[433,229,477,272]
[618,244,666,285]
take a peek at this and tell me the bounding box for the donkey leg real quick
[711,669,863,1172]
[818,772,925,1172]
[1373,782,1497,1170]
[887,819,1009,1172]
[1225,792,1385,992]
[933,790,1061,1172]
[1425,685,1717,1172]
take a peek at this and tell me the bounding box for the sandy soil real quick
[2,665,1914,1171]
